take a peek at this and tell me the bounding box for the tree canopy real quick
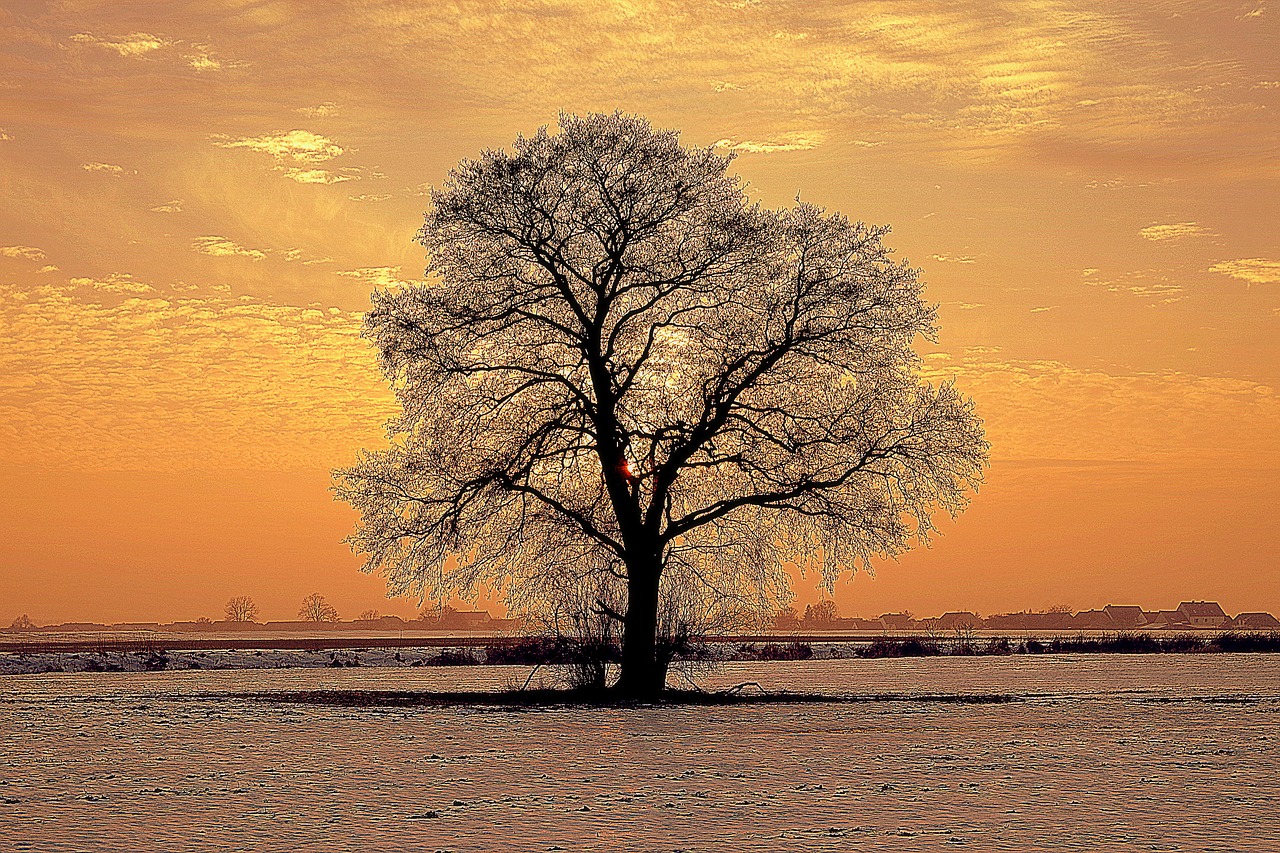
[334,112,987,696]
[225,595,259,623]
[298,593,339,623]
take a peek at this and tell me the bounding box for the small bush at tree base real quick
[484,637,565,666]
[984,638,1013,655]
[858,637,943,658]
[429,649,482,666]
[729,642,813,661]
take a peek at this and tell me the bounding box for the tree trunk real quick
[614,557,665,699]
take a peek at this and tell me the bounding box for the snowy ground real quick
[1,656,1277,852]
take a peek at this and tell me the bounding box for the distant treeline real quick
[4,608,519,634]
[778,600,1279,633]
[8,600,1280,637]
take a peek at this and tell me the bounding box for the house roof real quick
[1072,610,1115,628]
[1146,610,1191,626]
[1178,601,1227,618]
[1103,605,1145,626]
[937,611,980,627]
[1231,612,1280,628]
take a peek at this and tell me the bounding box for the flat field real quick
[1,655,1276,852]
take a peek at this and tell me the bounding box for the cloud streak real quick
[715,131,827,153]
[214,130,344,164]
[192,236,267,261]
[213,130,356,183]
[1140,222,1212,242]
[1,246,46,261]
[0,278,393,471]
[71,32,171,58]
[1209,258,1280,285]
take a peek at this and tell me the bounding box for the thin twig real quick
[520,662,545,691]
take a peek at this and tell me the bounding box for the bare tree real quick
[418,603,456,624]
[774,606,801,631]
[358,609,381,621]
[298,593,339,623]
[804,600,841,626]
[8,614,35,631]
[224,596,259,623]
[334,112,987,698]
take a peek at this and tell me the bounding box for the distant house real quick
[264,620,344,631]
[773,610,802,631]
[879,612,917,631]
[419,609,493,630]
[936,611,981,631]
[167,621,220,632]
[1228,612,1280,630]
[984,612,1032,631]
[353,615,407,629]
[1177,601,1228,629]
[1144,610,1191,630]
[1071,609,1115,630]
[214,619,261,632]
[1022,611,1075,631]
[1103,605,1146,629]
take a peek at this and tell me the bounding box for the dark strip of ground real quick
[3,630,1277,656]
[850,632,1280,656]
[226,688,1022,708]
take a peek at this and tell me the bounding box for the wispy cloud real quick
[1087,269,1184,304]
[1140,222,1211,241]
[192,236,267,260]
[150,200,183,213]
[214,130,343,164]
[69,30,238,72]
[297,103,340,117]
[715,131,826,153]
[185,44,236,71]
[70,273,154,294]
[1209,258,1280,285]
[0,280,392,470]
[0,246,46,261]
[213,130,354,183]
[922,353,1280,466]
[336,267,412,288]
[932,253,979,264]
[71,32,171,58]
[283,168,356,184]
[82,162,124,175]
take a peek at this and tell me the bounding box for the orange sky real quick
[1,0,1277,624]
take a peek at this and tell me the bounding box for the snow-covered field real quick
[1,655,1277,851]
